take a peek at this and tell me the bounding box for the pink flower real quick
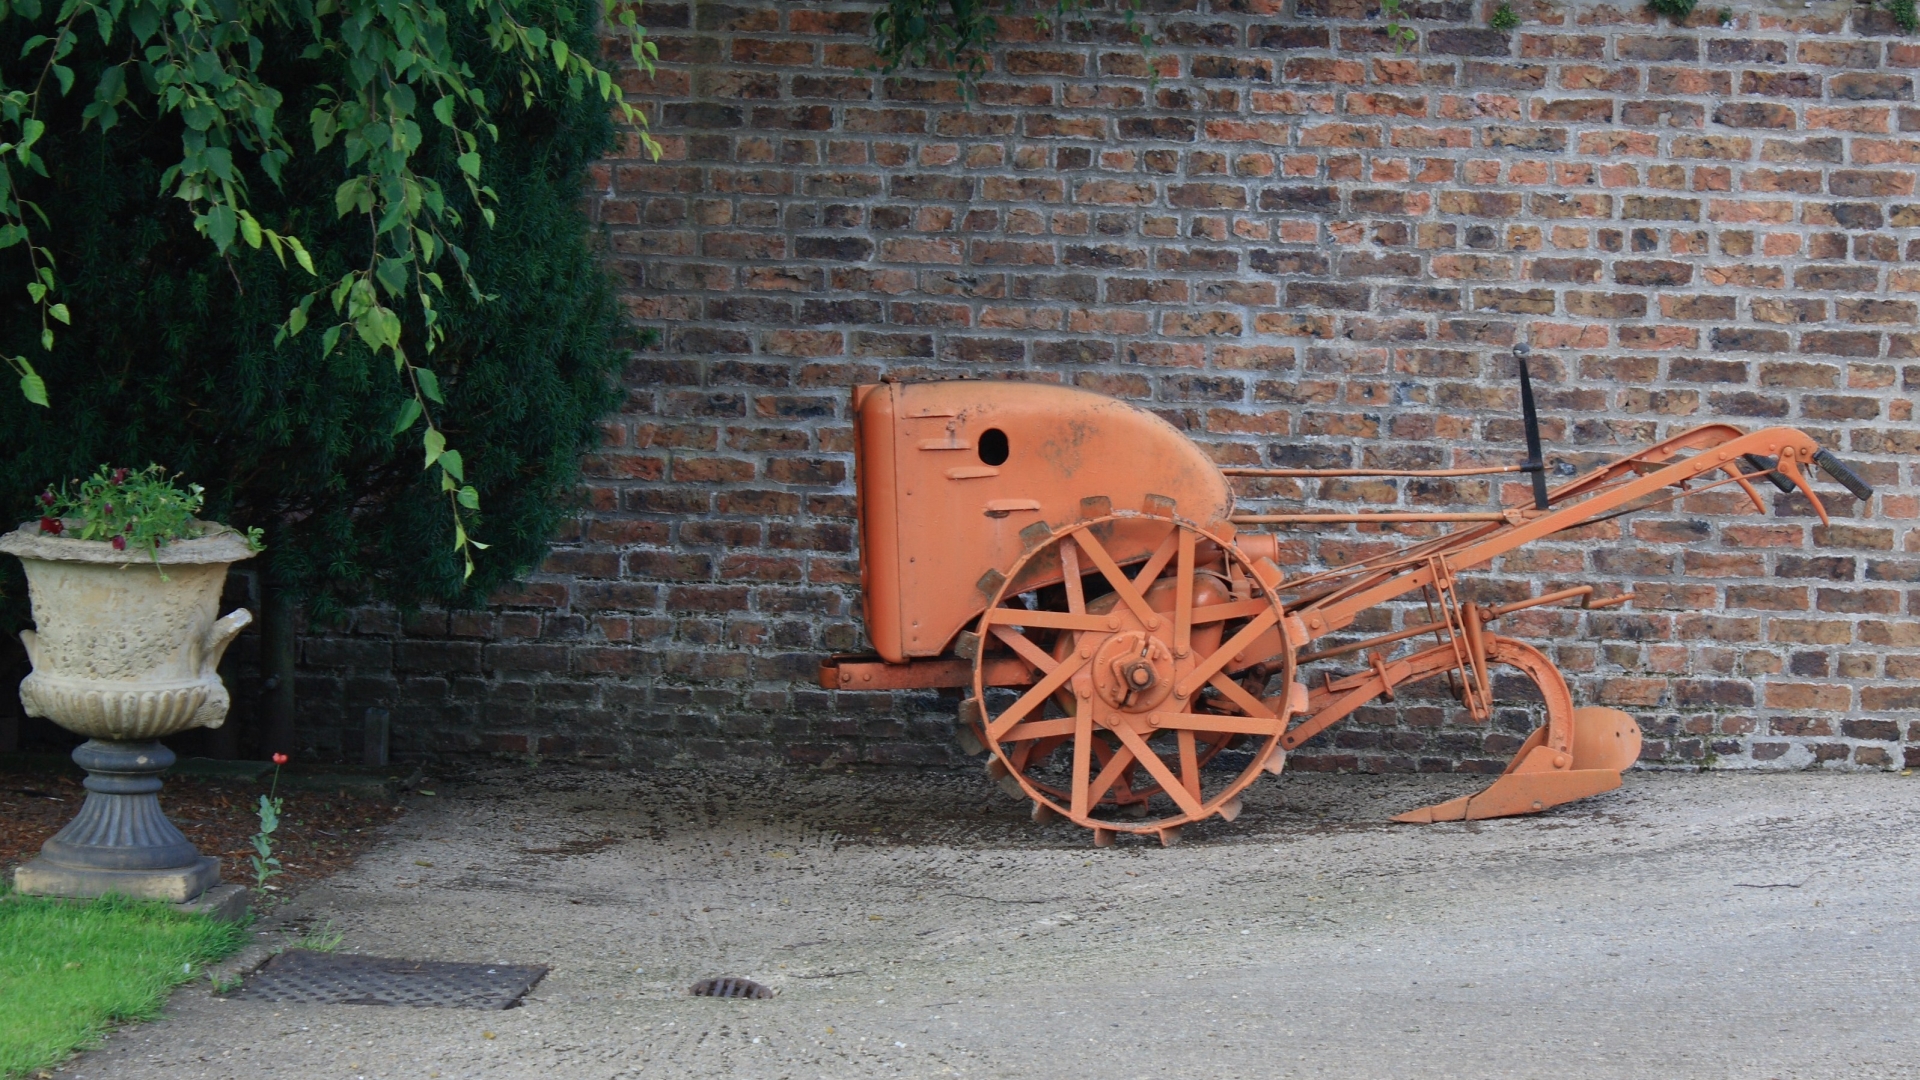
[38,491,53,506]
[110,536,126,551]
[272,753,289,766]
[38,517,61,535]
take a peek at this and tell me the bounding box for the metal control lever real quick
[1514,345,1549,511]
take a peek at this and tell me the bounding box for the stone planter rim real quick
[0,520,256,565]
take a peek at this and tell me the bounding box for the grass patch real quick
[0,892,244,1079]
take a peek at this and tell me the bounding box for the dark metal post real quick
[1515,344,1550,511]
[260,580,298,757]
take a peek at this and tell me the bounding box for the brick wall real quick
[287,0,1920,773]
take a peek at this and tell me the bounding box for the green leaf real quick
[52,63,72,95]
[456,485,480,510]
[437,448,463,482]
[456,152,480,178]
[334,179,364,217]
[204,204,237,252]
[422,426,445,469]
[391,397,422,434]
[286,236,316,276]
[239,213,263,249]
[13,356,46,406]
[47,302,67,324]
[415,367,443,403]
[320,324,342,355]
[432,96,454,126]
[17,117,44,158]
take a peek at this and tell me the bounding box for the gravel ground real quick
[50,763,1920,1080]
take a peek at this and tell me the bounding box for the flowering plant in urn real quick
[0,464,262,903]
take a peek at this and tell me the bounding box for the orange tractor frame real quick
[820,350,1874,846]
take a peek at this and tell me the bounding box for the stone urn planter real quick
[1,521,255,902]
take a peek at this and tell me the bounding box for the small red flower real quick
[110,535,126,551]
[110,468,128,485]
[38,491,54,506]
[38,517,61,535]
[272,753,289,766]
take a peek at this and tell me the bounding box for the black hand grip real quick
[1813,449,1875,501]
[1742,454,1797,494]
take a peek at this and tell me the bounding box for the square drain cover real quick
[239,950,548,1009]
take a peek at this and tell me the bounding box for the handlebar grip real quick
[1742,454,1797,494]
[1813,449,1875,501]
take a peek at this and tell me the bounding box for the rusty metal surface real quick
[853,379,1232,664]
[841,357,1872,842]
[237,950,547,1010]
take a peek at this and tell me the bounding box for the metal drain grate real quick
[238,950,548,1009]
[690,976,772,999]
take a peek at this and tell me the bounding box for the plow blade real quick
[1394,707,1642,823]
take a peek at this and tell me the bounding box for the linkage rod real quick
[1222,465,1524,478]
[1293,585,1633,665]
[1230,512,1510,524]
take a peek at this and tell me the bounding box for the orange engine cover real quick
[853,380,1233,663]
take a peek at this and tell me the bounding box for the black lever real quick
[1813,449,1875,501]
[1514,345,1549,511]
[1741,454,1798,495]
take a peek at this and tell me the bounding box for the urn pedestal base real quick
[10,739,222,904]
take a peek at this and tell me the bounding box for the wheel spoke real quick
[987,652,1090,741]
[1177,729,1200,804]
[990,625,1058,675]
[1130,525,1181,591]
[1070,689,1093,817]
[1173,607,1278,698]
[1084,740,1135,810]
[1111,726,1205,818]
[1061,539,1086,615]
[1206,673,1276,719]
[1173,527,1195,658]
[983,608,1113,633]
[1148,712,1284,736]
[1001,717,1077,742]
[1070,527,1159,628]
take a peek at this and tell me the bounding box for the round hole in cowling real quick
[978,428,1010,466]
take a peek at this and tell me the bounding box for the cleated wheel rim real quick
[968,511,1297,838]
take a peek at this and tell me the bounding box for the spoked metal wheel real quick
[966,511,1298,846]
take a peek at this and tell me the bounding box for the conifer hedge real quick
[0,0,626,628]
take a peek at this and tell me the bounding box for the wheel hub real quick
[1093,631,1176,713]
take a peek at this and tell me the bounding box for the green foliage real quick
[249,793,283,889]
[1380,0,1420,51]
[1489,2,1519,30]
[0,891,244,1077]
[0,0,628,624]
[35,464,246,560]
[249,756,284,889]
[0,0,657,576]
[1891,0,1918,34]
[873,0,1149,89]
[1645,0,1697,22]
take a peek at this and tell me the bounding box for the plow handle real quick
[1813,449,1875,501]
[1741,454,1797,494]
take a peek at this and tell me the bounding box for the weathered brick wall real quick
[286,0,1920,773]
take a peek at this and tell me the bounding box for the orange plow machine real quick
[819,347,1876,845]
